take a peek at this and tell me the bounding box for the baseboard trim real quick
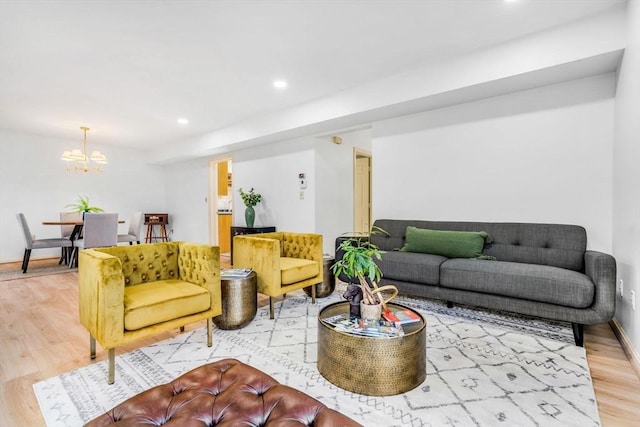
[610,318,640,380]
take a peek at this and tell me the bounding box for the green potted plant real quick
[238,187,261,227]
[331,227,397,319]
[65,195,104,217]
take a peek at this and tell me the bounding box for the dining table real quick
[42,219,125,241]
[42,219,126,267]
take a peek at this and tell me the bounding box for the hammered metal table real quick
[213,271,257,329]
[317,301,426,396]
[304,255,335,298]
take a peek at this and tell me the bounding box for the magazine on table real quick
[221,268,253,278]
[323,314,404,337]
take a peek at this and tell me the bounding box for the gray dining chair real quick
[17,213,74,273]
[117,211,143,245]
[59,211,82,264]
[69,213,118,268]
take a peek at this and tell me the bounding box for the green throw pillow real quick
[400,227,491,258]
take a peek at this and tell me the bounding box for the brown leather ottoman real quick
[85,358,361,427]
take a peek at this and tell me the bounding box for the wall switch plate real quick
[618,279,624,297]
[631,290,636,311]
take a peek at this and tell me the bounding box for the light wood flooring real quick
[1,257,639,426]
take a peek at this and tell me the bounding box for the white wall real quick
[162,157,211,244]
[232,138,316,232]
[0,129,165,262]
[372,73,615,254]
[613,0,640,358]
[315,128,372,254]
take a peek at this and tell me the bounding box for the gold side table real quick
[317,301,426,396]
[213,271,257,330]
[304,255,335,298]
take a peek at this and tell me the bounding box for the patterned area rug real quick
[0,265,76,282]
[34,286,599,427]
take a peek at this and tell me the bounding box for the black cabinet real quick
[230,226,276,264]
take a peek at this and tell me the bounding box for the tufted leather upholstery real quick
[85,358,362,427]
[232,232,323,319]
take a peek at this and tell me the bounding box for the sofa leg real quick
[108,348,115,385]
[312,283,316,304]
[207,318,212,347]
[90,335,96,359]
[180,326,185,332]
[446,301,453,308]
[269,297,275,319]
[572,323,584,347]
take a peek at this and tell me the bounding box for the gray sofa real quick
[336,219,616,346]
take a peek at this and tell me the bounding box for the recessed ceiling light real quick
[177,118,189,125]
[273,80,288,89]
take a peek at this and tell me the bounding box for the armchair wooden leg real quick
[90,335,96,359]
[180,326,185,332]
[108,348,115,385]
[207,318,212,347]
[312,283,316,304]
[269,297,275,319]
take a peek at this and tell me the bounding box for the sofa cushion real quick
[400,227,489,258]
[377,250,446,285]
[124,280,211,330]
[440,259,594,308]
[280,257,319,285]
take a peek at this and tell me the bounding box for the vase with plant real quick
[65,195,104,218]
[238,187,262,227]
[331,227,397,320]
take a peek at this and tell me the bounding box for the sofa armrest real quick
[79,249,126,348]
[177,242,222,314]
[584,250,616,322]
[233,235,281,295]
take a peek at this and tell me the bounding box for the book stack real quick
[323,314,404,338]
[382,309,421,326]
[221,268,253,278]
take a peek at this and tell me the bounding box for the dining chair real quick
[16,213,74,273]
[69,213,118,268]
[59,211,82,264]
[117,211,143,245]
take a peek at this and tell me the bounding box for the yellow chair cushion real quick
[280,257,319,285]
[124,280,211,331]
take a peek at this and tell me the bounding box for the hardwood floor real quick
[1,257,639,426]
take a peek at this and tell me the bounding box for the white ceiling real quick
[0,0,626,151]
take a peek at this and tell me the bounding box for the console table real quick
[230,226,276,263]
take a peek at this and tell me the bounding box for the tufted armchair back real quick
[233,232,323,318]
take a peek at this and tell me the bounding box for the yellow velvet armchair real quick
[233,232,323,319]
[78,241,222,384]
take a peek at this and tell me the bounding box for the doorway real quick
[212,158,233,257]
[354,149,372,234]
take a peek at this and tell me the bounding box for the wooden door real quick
[354,153,371,234]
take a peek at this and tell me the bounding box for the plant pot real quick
[360,302,382,321]
[245,206,255,227]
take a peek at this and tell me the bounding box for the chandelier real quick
[61,126,108,173]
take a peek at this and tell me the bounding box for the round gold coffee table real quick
[213,271,257,330]
[317,301,426,396]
